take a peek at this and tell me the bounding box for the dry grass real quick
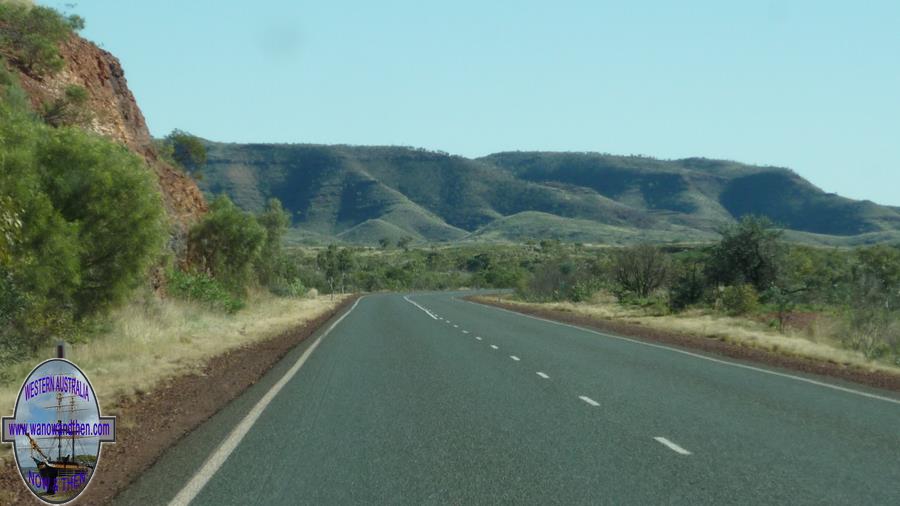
[0,291,348,459]
[491,295,900,376]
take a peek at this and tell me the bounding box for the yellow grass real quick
[486,295,900,376]
[0,292,348,460]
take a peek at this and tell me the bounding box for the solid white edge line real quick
[403,295,438,320]
[462,299,900,406]
[510,355,520,361]
[579,395,600,407]
[169,296,364,506]
[536,372,550,379]
[654,436,692,455]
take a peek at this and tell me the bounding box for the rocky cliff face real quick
[14,34,207,227]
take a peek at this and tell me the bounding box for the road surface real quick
[116,292,900,505]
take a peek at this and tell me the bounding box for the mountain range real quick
[198,142,900,246]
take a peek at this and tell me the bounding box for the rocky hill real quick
[8,29,206,228]
[199,142,900,246]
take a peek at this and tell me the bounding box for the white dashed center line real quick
[510,355,520,361]
[536,372,550,379]
[475,336,482,341]
[654,437,691,455]
[402,296,438,319]
[579,395,600,407]
[490,345,499,350]
[453,324,459,328]
[462,330,469,334]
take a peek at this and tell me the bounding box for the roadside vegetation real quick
[0,4,347,450]
[226,215,900,373]
[0,74,167,364]
[0,291,348,419]
[497,217,900,372]
[1,2,897,454]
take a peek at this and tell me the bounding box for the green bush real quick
[0,3,84,75]
[255,198,291,288]
[167,269,244,313]
[707,216,783,291]
[41,84,91,126]
[0,97,166,351]
[187,195,265,289]
[0,58,30,113]
[570,277,604,303]
[668,261,707,311]
[158,129,207,180]
[720,284,759,316]
[269,278,307,298]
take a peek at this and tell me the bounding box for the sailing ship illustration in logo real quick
[2,359,116,504]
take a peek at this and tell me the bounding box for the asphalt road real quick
[116,292,900,505]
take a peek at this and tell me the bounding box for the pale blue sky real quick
[42,1,900,205]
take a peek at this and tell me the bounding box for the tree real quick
[255,198,291,287]
[0,195,21,266]
[187,196,265,288]
[466,253,491,272]
[707,216,784,291]
[378,238,390,249]
[317,245,343,296]
[336,248,354,293]
[164,129,207,178]
[397,236,413,251]
[841,245,900,358]
[613,244,669,298]
[36,127,166,316]
[0,103,166,351]
[669,258,707,311]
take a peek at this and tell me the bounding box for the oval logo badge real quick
[2,359,116,504]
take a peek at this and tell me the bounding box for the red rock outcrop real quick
[13,34,207,229]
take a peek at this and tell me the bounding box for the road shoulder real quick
[466,295,900,393]
[0,295,359,506]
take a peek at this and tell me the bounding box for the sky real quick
[41,0,900,206]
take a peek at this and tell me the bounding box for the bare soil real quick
[0,295,358,505]
[469,296,900,393]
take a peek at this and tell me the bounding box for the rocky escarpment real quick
[13,34,207,227]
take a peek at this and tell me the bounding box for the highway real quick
[116,292,900,505]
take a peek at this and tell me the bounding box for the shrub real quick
[269,278,307,298]
[41,84,91,126]
[668,261,707,311]
[520,260,575,301]
[255,198,291,288]
[612,244,669,298]
[570,277,604,303]
[160,129,206,180]
[0,58,30,112]
[0,195,21,265]
[0,103,166,334]
[167,269,244,313]
[0,3,84,75]
[37,127,167,316]
[720,284,759,316]
[187,195,265,288]
[707,216,784,291]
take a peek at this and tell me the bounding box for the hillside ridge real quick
[197,142,900,246]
